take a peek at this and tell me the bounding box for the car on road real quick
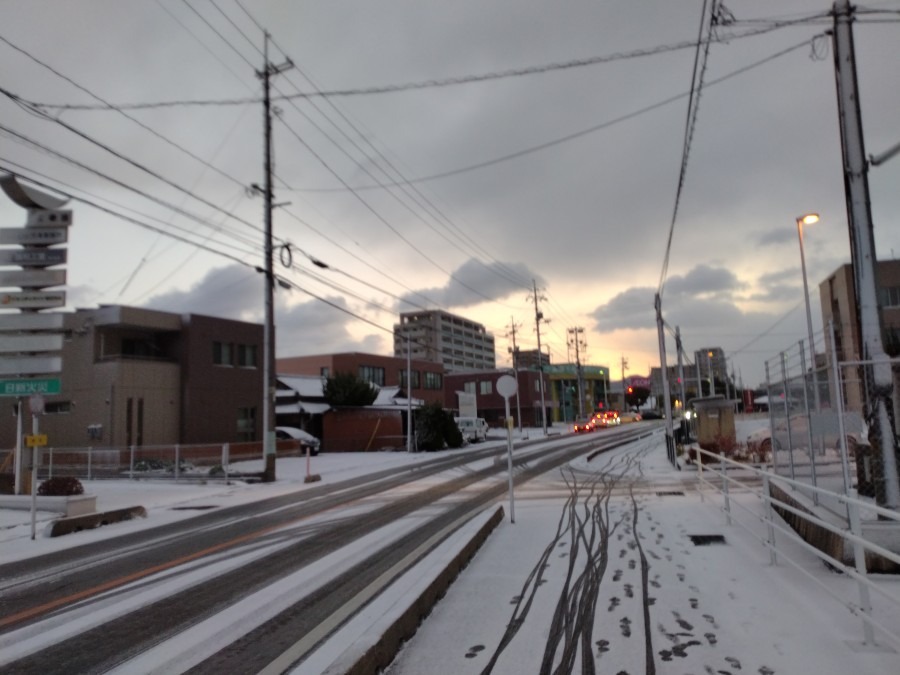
[276,426,321,455]
[619,411,642,423]
[573,418,595,433]
[640,410,663,420]
[745,412,866,457]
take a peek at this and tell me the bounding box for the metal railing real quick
[694,446,900,649]
[35,439,304,482]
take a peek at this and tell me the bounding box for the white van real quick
[455,417,489,443]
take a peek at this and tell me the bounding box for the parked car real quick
[276,426,320,455]
[455,417,489,443]
[640,410,663,420]
[745,412,866,456]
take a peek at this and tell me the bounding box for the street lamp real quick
[796,213,822,413]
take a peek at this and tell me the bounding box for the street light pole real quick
[796,213,822,415]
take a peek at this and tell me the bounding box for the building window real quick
[463,381,476,395]
[399,369,420,389]
[321,366,330,378]
[213,341,233,366]
[44,401,72,414]
[237,344,258,367]
[424,372,443,390]
[359,365,385,387]
[479,380,492,395]
[237,407,256,441]
[880,286,900,308]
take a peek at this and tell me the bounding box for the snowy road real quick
[0,426,652,673]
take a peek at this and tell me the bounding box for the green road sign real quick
[0,378,61,396]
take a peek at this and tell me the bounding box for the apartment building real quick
[393,310,496,372]
[820,260,900,413]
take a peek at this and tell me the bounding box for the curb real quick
[48,505,147,537]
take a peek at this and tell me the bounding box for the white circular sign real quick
[29,394,45,415]
[496,374,518,398]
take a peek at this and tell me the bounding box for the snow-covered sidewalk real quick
[383,441,900,675]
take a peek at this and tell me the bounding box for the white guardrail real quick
[693,445,900,649]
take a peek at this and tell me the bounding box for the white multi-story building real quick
[394,310,496,372]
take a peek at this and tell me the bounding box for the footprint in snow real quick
[464,644,485,659]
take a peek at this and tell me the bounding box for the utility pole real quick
[832,0,899,509]
[507,317,523,434]
[531,280,548,435]
[675,326,687,413]
[568,327,586,418]
[620,355,629,408]
[257,33,293,482]
[655,294,676,467]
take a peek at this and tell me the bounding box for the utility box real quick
[692,395,736,453]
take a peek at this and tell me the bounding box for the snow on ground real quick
[0,443,495,563]
[7,417,895,675]
[384,436,900,675]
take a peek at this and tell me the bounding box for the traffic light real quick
[627,386,633,394]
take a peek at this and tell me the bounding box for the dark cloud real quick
[665,265,745,297]
[142,264,385,357]
[398,259,543,309]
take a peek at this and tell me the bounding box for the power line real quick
[287,38,816,193]
[0,125,262,252]
[24,17,830,112]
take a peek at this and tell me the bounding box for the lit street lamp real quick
[796,213,822,413]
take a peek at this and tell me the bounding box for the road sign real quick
[0,312,65,332]
[27,209,72,227]
[25,434,48,448]
[0,334,63,353]
[0,355,62,376]
[0,290,66,309]
[0,378,61,396]
[0,248,67,266]
[0,227,68,245]
[0,268,66,289]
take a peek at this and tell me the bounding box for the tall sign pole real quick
[497,374,518,523]
[832,0,899,509]
[257,33,293,482]
[0,174,69,497]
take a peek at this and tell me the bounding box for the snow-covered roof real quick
[275,401,331,415]
[277,374,324,398]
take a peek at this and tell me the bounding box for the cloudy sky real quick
[1,0,898,388]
